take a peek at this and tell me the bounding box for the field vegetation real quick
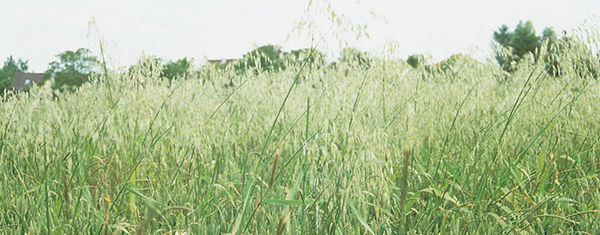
[1,18,600,235]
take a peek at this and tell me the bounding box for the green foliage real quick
[2,42,600,233]
[235,45,286,74]
[0,76,10,94]
[45,48,99,91]
[162,57,192,80]
[542,27,558,43]
[421,54,483,79]
[543,35,599,79]
[406,54,425,69]
[494,22,597,78]
[493,21,557,72]
[128,54,164,81]
[339,47,371,69]
[0,56,29,94]
[205,44,328,78]
[286,48,326,68]
[493,25,512,46]
[3,15,600,234]
[0,56,29,77]
[234,46,328,75]
[509,21,541,58]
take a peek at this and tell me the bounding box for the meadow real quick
[1,38,600,234]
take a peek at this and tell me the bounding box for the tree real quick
[510,21,541,59]
[45,48,98,91]
[493,21,556,72]
[406,54,424,69]
[162,57,192,80]
[235,45,286,74]
[0,56,29,93]
[541,27,557,44]
[493,25,512,47]
[285,48,326,68]
[338,47,371,69]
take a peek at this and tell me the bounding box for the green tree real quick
[541,27,557,44]
[510,21,541,59]
[0,56,29,93]
[286,48,326,68]
[406,54,424,69]
[45,48,99,91]
[493,21,557,72]
[235,45,286,74]
[493,25,512,47]
[162,57,192,80]
[339,47,371,69]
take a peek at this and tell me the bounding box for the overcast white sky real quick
[2,0,599,72]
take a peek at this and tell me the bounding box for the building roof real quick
[11,72,47,90]
[207,59,237,65]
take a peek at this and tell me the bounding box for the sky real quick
[1,0,599,72]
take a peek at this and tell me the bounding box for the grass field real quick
[1,40,600,234]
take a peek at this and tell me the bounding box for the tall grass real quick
[1,31,600,234]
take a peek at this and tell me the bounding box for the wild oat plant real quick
[1,32,600,234]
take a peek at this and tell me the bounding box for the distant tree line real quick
[2,19,597,95]
[406,20,598,79]
[492,21,557,73]
[406,21,560,72]
[491,20,598,78]
[45,48,99,91]
[232,45,366,74]
[0,56,29,94]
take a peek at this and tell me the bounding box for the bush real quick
[406,54,424,69]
